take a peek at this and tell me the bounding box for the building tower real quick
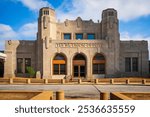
[101,8,120,76]
[36,7,56,78]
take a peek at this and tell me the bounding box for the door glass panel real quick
[80,66,85,77]
[74,66,78,77]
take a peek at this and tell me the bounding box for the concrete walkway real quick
[0,85,150,99]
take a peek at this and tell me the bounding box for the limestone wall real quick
[120,41,149,77]
[4,40,36,78]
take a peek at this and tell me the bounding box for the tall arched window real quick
[53,54,66,75]
[93,54,105,74]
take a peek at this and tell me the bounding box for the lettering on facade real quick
[56,43,102,48]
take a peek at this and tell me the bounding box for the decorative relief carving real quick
[8,40,12,45]
[76,17,82,28]
[109,17,114,29]
[43,16,49,29]
[65,19,69,26]
[45,36,49,49]
[56,43,102,48]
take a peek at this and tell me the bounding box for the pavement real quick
[0,85,150,99]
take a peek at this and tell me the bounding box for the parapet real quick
[39,7,55,17]
[102,8,117,19]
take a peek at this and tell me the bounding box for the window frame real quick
[125,57,131,72]
[93,54,105,74]
[75,33,83,40]
[53,54,66,75]
[125,57,138,72]
[132,57,138,72]
[17,58,23,73]
[87,33,95,40]
[64,33,71,40]
[25,58,31,73]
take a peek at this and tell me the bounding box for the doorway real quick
[74,65,85,77]
[73,54,86,78]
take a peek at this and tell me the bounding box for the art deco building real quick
[4,7,149,79]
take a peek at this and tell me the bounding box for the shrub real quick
[26,66,35,78]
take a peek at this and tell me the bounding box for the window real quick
[125,58,131,72]
[17,58,23,73]
[76,33,83,40]
[125,57,138,72]
[53,54,66,75]
[109,11,114,16]
[60,64,66,74]
[87,33,95,40]
[93,54,105,74]
[54,64,59,74]
[25,58,31,73]
[132,58,138,72]
[64,33,71,40]
[44,10,49,15]
[93,54,105,60]
[74,54,85,60]
[93,64,105,74]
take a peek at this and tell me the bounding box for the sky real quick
[0,0,150,57]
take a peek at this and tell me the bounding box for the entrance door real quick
[74,65,85,77]
[73,54,86,78]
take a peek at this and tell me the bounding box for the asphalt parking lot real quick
[0,84,150,99]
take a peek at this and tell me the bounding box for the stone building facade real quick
[4,7,149,79]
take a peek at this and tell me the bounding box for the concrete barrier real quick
[9,78,13,84]
[95,79,99,84]
[31,91,53,100]
[78,79,82,84]
[0,90,53,100]
[27,79,31,84]
[44,79,48,84]
[61,79,65,84]
[110,92,133,100]
[142,79,146,85]
[100,92,109,100]
[110,79,114,84]
[126,79,130,84]
[56,90,64,100]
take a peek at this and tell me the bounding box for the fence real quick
[0,78,150,85]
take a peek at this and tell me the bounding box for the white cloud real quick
[0,40,5,50]
[0,22,37,50]
[0,24,18,50]
[0,22,37,40]
[0,24,17,39]
[56,0,150,22]
[17,0,52,11]
[18,22,37,39]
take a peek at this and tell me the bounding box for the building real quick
[0,52,6,77]
[4,7,149,79]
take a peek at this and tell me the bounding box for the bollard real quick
[100,92,109,100]
[78,79,82,84]
[111,79,114,84]
[61,79,65,84]
[95,79,99,84]
[142,79,146,85]
[56,90,64,100]
[126,79,130,84]
[44,79,48,84]
[27,79,31,84]
[9,78,13,84]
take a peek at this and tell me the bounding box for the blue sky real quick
[0,0,150,55]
